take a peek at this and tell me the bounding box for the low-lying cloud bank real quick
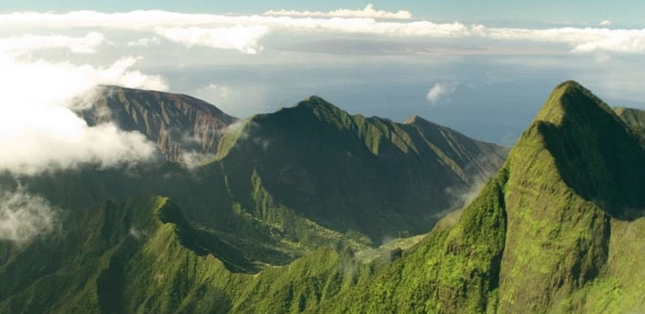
[155,25,269,54]
[0,40,166,175]
[0,9,644,55]
[264,4,413,20]
[0,32,107,56]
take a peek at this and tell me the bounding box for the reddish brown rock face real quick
[81,86,237,162]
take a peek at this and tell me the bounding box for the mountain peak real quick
[295,95,338,111]
[535,80,613,126]
[303,95,327,103]
[511,81,645,219]
[82,85,237,162]
[403,114,443,128]
[403,115,421,124]
[283,95,356,127]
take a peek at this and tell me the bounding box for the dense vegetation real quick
[2,93,507,268]
[0,196,398,313]
[3,81,643,313]
[309,81,645,313]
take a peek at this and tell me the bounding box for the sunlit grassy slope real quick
[0,195,403,314]
[311,81,645,313]
[2,81,643,313]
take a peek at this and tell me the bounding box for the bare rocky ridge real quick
[81,86,237,162]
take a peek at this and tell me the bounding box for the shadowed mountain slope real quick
[4,82,642,313]
[2,92,508,268]
[0,89,514,313]
[214,95,508,242]
[310,81,645,313]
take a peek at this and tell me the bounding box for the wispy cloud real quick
[129,226,148,240]
[127,36,160,47]
[0,187,59,245]
[0,32,107,56]
[155,26,269,54]
[264,4,412,20]
[0,10,644,55]
[426,82,457,104]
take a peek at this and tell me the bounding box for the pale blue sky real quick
[3,0,643,26]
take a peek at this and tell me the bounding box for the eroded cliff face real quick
[81,86,237,162]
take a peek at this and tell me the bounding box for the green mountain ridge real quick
[213,95,508,242]
[2,90,507,271]
[308,81,645,313]
[12,82,638,313]
[0,196,385,313]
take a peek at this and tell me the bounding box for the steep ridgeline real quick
[215,96,508,243]
[310,81,645,314]
[6,82,639,314]
[10,93,507,268]
[81,86,237,162]
[0,196,387,314]
[615,107,645,137]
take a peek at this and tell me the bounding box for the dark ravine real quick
[9,82,642,313]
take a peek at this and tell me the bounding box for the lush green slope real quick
[4,82,642,314]
[214,96,507,243]
[0,91,510,313]
[311,81,645,313]
[0,195,399,314]
[3,94,507,267]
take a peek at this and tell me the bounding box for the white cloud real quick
[0,10,643,55]
[568,30,645,53]
[600,20,612,27]
[426,83,456,104]
[129,226,148,240]
[127,36,160,47]
[473,25,645,53]
[0,47,166,175]
[0,187,58,245]
[0,32,107,56]
[155,26,269,54]
[264,4,412,20]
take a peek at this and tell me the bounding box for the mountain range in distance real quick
[0,81,644,313]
